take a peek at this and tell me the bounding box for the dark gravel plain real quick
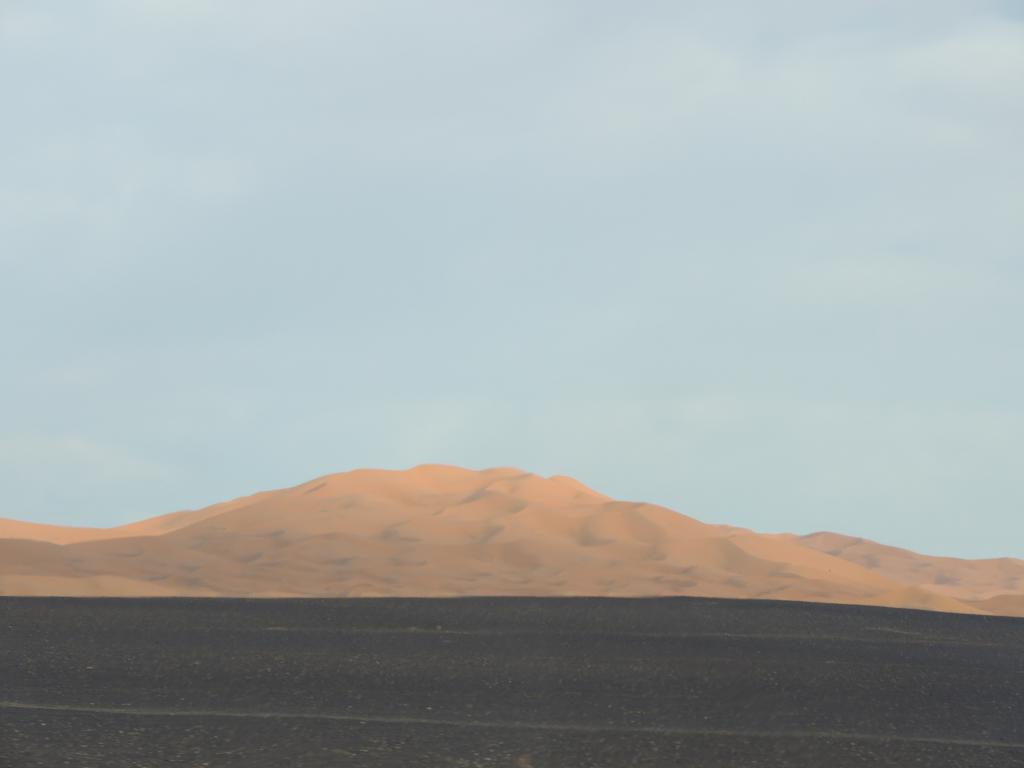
[2,596,1023,767]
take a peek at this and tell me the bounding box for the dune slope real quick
[795,531,1024,610]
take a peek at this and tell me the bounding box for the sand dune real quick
[796,532,1024,606]
[0,490,271,545]
[2,465,1022,616]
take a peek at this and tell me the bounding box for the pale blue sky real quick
[2,1,1022,557]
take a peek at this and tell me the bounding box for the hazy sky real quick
[2,1,1022,558]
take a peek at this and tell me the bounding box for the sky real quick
[2,1,1022,558]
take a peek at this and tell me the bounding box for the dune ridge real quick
[2,465,1021,617]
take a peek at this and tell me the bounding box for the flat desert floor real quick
[2,597,1023,767]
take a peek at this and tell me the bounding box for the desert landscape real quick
[3,465,1023,617]
[6,1,1020,765]
[8,468,1023,766]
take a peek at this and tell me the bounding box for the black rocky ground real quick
[2,596,1023,767]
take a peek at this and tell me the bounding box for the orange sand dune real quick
[795,532,1024,603]
[0,489,274,545]
[1,465,1021,617]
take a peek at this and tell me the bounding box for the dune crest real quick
[2,465,1022,617]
